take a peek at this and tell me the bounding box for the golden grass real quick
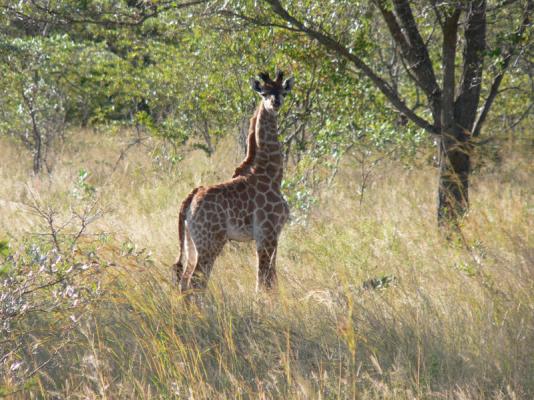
[0,129,533,399]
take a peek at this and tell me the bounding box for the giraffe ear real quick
[250,78,262,93]
[283,77,295,92]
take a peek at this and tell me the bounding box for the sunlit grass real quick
[1,129,533,399]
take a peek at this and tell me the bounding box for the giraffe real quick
[172,70,295,292]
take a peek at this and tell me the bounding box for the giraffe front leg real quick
[256,239,278,291]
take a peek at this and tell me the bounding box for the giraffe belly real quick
[227,221,253,242]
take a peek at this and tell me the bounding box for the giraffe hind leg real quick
[172,260,182,287]
[189,253,216,291]
[256,239,278,291]
[181,235,225,292]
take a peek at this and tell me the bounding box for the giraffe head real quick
[250,70,295,113]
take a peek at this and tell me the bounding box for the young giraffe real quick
[173,70,295,292]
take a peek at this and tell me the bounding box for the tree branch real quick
[472,0,533,136]
[219,10,302,32]
[374,0,442,128]
[441,8,461,131]
[429,0,445,28]
[455,0,487,131]
[487,0,521,12]
[390,0,440,95]
[263,0,439,134]
[1,0,208,29]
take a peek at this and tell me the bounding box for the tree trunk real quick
[437,130,471,227]
[32,132,42,174]
[202,118,214,156]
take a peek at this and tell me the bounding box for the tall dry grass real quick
[0,129,533,399]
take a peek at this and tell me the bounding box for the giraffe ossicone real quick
[173,70,295,292]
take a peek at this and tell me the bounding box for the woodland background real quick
[0,1,533,399]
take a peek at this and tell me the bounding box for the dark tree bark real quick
[438,7,469,227]
[254,0,533,230]
[437,129,471,227]
[21,73,45,175]
[32,127,43,175]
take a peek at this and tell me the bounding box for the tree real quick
[0,0,224,165]
[0,37,71,174]
[221,0,533,229]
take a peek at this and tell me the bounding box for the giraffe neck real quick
[252,101,284,187]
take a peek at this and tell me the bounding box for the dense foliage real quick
[0,0,534,222]
[0,1,432,168]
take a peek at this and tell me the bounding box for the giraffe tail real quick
[173,187,201,287]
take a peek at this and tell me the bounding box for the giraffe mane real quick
[232,105,261,178]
